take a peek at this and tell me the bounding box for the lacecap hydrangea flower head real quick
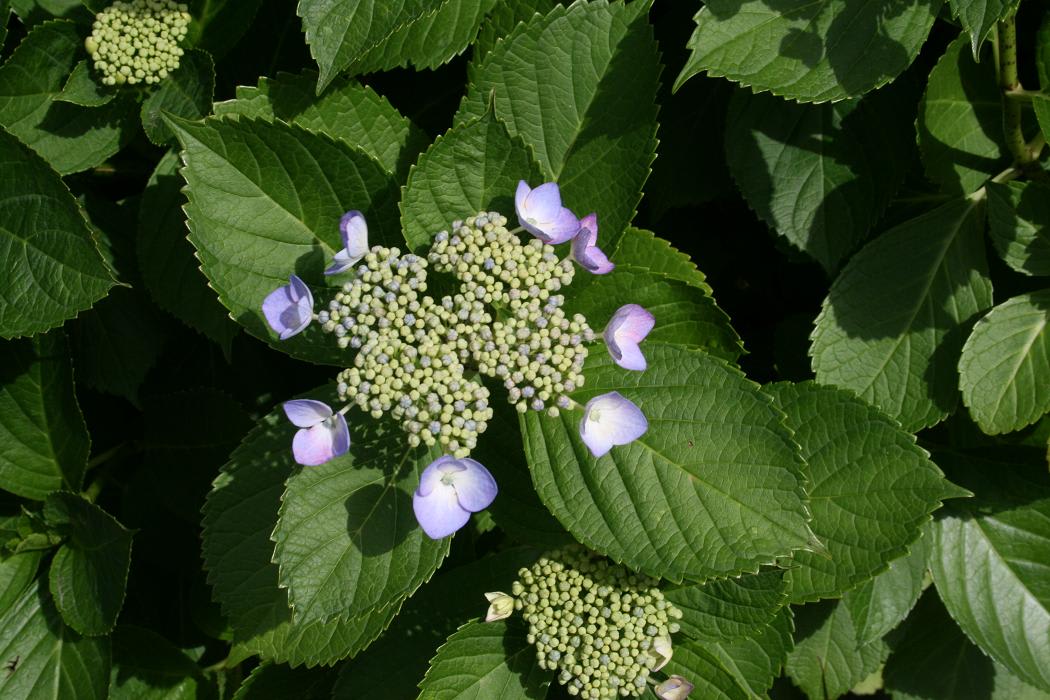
[261,180,655,539]
[85,0,191,86]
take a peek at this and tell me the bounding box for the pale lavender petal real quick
[541,207,582,245]
[524,182,563,221]
[655,676,694,700]
[417,455,462,497]
[262,275,314,339]
[292,414,349,466]
[451,458,498,512]
[413,483,470,539]
[605,304,655,371]
[283,399,332,428]
[571,215,614,274]
[325,211,369,275]
[579,391,648,457]
[325,249,355,276]
[515,181,530,221]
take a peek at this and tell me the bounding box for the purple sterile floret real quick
[514,180,580,244]
[282,399,350,466]
[570,213,614,274]
[579,391,648,458]
[325,210,370,275]
[262,275,314,339]
[604,304,655,371]
[413,455,497,539]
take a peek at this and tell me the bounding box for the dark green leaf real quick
[948,0,1020,57]
[918,36,1006,195]
[929,452,1050,691]
[986,180,1050,277]
[665,569,787,643]
[272,409,449,626]
[137,150,239,352]
[1033,93,1050,142]
[675,0,939,102]
[725,88,912,273]
[0,20,136,173]
[522,344,816,583]
[810,197,993,432]
[959,291,1050,435]
[696,607,795,697]
[883,590,1050,700]
[659,640,752,700]
[213,70,427,180]
[0,580,110,700]
[785,600,889,700]
[168,115,400,365]
[0,126,114,338]
[140,49,215,146]
[185,0,264,59]
[55,60,115,107]
[231,663,335,700]
[471,0,553,64]
[0,550,42,617]
[842,532,929,646]
[459,0,659,245]
[0,332,89,500]
[45,491,133,636]
[766,382,966,603]
[401,110,543,251]
[418,620,551,700]
[109,625,212,700]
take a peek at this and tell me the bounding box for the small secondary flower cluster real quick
[263,181,657,539]
[484,546,692,699]
[85,0,190,86]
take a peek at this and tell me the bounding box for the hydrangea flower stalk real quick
[412,456,497,538]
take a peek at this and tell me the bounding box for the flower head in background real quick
[413,456,497,539]
[282,399,350,466]
[569,213,614,274]
[324,210,369,275]
[655,676,694,700]
[85,0,191,86]
[580,391,648,457]
[515,181,580,244]
[604,304,655,371]
[262,275,314,339]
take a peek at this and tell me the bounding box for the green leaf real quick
[665,569,788,643]
[522,343,816,583]
[201,395,412,667]
[695,607,796,697]
[213,70,427,180]
[418,620,551,700]
[674,0,939,102]
[986,181,1050,277]
[471,0,554,64]
[272,412,449,626]
[109,625,212,700]
[351,0,499,74]
[810,197,993,432]
[231,663,335,700]
[333,548,542,700]
[766,382,966,603]
[140,49,215,146]
[137,150,239,352]
[45,491,133,636]
[949,0,1020,57]
[401,110,543,251]
[785,600,889,700]
[564,227,742,362]
[929,452,1050,692]
[1035,94,1050,142]
[55,60,115,107]
[0,580,110,700]
[0,20,136,174]
[168,115,400,365]
[69,287,171,405]
[0,550,42,617]
[918,36,1007,195]
[185,0,264,60]
[0,126,114,338]
[883,590,1050,700]
[959,291,1050,435]
[842,532,929,646]
[0,332,89,500]
[725,88,912,273]
[659,640,752,700]
[458,0,660,245]
[297,0,433,91]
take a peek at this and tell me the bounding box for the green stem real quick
[997,17,1038,166]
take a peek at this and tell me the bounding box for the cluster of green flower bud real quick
[321,246,492,457]
[85,0,190,86]
[429,214,593,416]
[511,546,682,699]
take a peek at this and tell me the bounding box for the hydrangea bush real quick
[0,1,1049,699]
